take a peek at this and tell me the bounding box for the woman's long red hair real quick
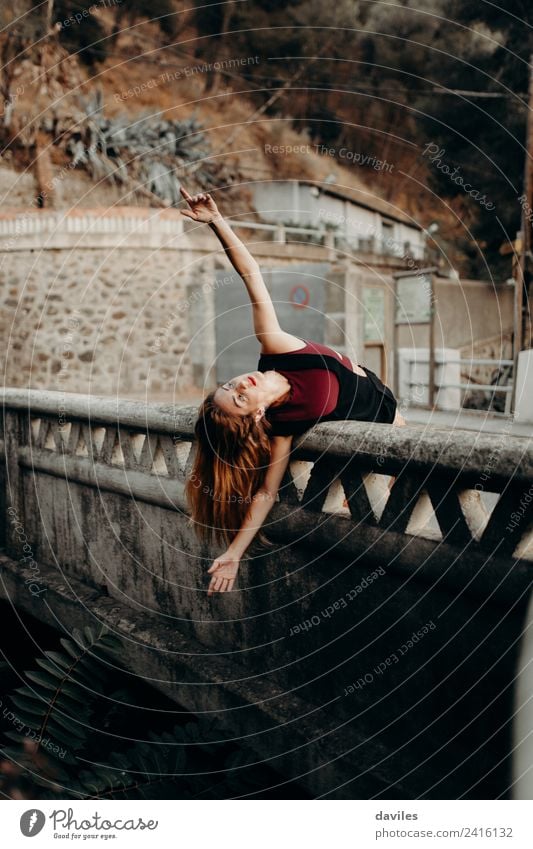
[185,391,274,549]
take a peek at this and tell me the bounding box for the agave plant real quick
[0,626,270,800]
[62,94,219,205]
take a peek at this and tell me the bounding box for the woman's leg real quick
[387,408,406,489]
[392,409,406,427]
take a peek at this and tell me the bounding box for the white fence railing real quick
[0,208,184,240]
[399,349,515,413]
[227,219,425,260]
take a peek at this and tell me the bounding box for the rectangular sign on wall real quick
[363,287,385,342]
[395,272,433,324]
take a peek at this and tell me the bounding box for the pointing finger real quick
[180,186,193,201]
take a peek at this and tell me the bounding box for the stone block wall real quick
[0,209,213,400]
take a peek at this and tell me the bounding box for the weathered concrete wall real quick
[0,209,353,397]
[397,278,514,351]
[0,209,208,398]
[1,389,532,798]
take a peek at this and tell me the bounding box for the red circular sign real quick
[290,284,310,308]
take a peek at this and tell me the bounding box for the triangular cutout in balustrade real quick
[130,432,146,464]
[156,436,180,477]
[288,460,314,503]
[80,424,97,460]
[139,433,159,473]
[337,458,394,524]
[87,426,106,459]
[43,422,57,451]
[175,440,192,477]
[74,431,89,457]
[278,464,300,505]
[362,472,393,522]
[300,457,370,514]
[34,418,51,450]
[481,485,533,557]
[54,422,70,452]
[426,478,472,546]
[339,465,375,523]
[150,440,169,476]
[324,477,351,515]
[110,433,125,466]
[30,418,41,443]
[514,522,533,560]
[405,489,443,542]
[379,471,426,534]
[457,489,494,541]
[183,442,196,479]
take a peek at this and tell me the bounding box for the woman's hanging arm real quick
[206,435,293,595]
[179,187,281,342]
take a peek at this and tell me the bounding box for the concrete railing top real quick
[1,387,532,483]
[0,207,185,251]
[0,206,184,231]
[1,387,533,598]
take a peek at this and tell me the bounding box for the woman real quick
[180,187,405,596]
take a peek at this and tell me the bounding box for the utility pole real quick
[511,54,533,413]
[46,0,55,33]
[520,54,533,349]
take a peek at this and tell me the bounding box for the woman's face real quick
[213,370,268,418]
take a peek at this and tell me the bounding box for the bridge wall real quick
[1,389,532,798]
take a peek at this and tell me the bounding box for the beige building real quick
[0,206,513,411]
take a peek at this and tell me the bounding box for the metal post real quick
[511,55,533,414]
[428,273,436,409]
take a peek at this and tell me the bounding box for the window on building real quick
[381,220,395,255]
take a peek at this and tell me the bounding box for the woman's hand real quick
[207,551,240,595]
[180,186,222,224]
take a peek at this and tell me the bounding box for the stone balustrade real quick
[1,388,532,798]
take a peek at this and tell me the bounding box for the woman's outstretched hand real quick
[207,551,240,595]
[180,186,222,224]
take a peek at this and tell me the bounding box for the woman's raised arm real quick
[180,186,281,345]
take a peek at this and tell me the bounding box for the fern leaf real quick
[14,682,88,711]
[43,651,73,671]
[25,670,62,692]
[71,628,89,649]
[57,681,94,705]
[45,705,87,735]
[9,693,47,718]
[35,657,73,680]
[46,717,86,745]
[59,638,86,661]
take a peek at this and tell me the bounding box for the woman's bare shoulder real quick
[260,331,307,355]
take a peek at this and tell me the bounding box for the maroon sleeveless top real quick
[265,340,350,417]
[258,338,397,436]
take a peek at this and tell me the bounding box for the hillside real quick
[0,1,528,279]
